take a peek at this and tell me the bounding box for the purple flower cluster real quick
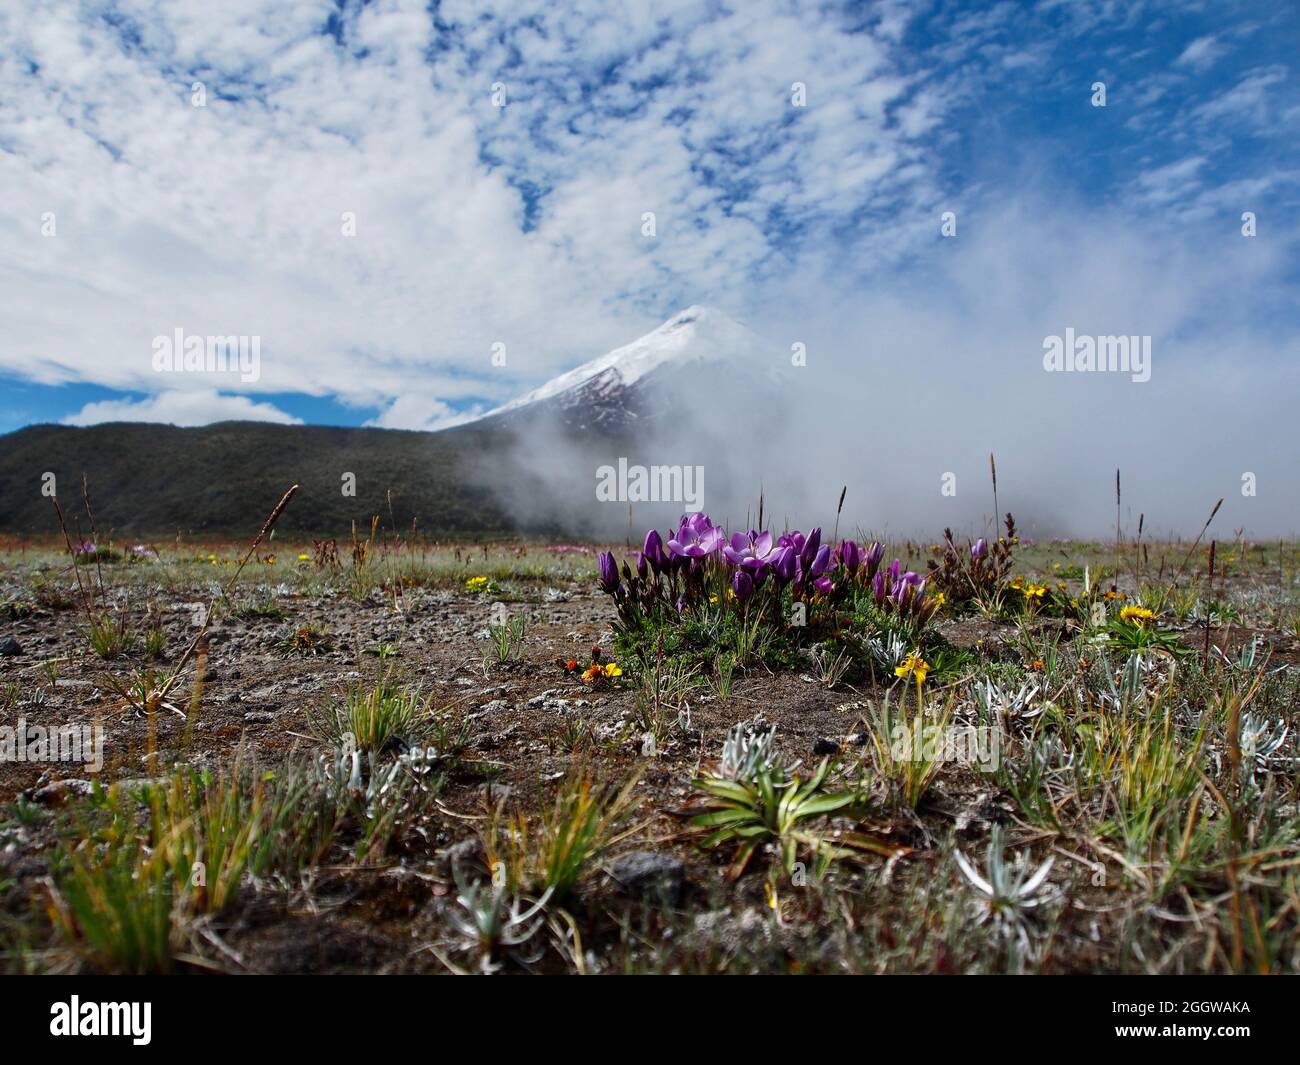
[868,559,938,625]
[597,512,937,628]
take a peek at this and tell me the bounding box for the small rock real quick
[477,699,510,714]
[813,737,841,756]
[475,724,519,750]
[243,710,275,724]
[114,777,167,795]
[479,781,514,804]
[0,635,22,657]
[440,837,486,879]
[31,779,93,804]
[609,851,686,906]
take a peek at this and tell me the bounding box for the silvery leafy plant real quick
[954,825,1058,960]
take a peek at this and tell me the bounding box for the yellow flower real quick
[581,664,601,683]
[602,663,622,678]
[465,575,489,591]
[1104,590,1126,602]
[1120,605,1155,625]
[297,553,310,561]
[895,653,930,685]
[1022,583,1047,600]
[932,591,946,609]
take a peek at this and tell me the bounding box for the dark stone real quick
[813,737,841,756]
[0,636,22,657]
[441,837,487,880]
[609,851,686,906]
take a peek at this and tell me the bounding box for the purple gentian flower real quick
[862,541,884,579]
[723,530,778,572]
[597,551,620,594]
[643,529,666,573]
[806,544,832,580]
[667,513,724,558]
[892,575,927,613]
[872,570,888,605]
[814,575,833,595]
[799,528,822,570]
[838,540,860,575]
[772,545,798,583]
[732,569,754,602]
[971,538,988,561]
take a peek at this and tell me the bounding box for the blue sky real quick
[0,0,1297,436]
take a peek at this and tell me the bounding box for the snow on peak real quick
[480,306,764,418]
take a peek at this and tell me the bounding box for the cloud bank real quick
[0,0,1296,534]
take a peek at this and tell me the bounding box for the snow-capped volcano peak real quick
[477,305,766,423]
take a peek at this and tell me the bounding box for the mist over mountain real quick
[0,303,1295,542]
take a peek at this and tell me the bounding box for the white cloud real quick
[1192,66,1288,126]
[61,390,301,426]
[1134,155,1208,205]
[1175,35,1227,72]
[365,394,483,432]
[0,0,946,412]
